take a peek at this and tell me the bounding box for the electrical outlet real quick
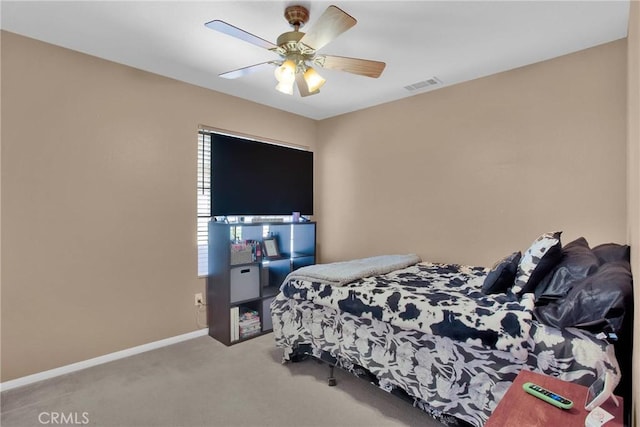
[194,293,204,307]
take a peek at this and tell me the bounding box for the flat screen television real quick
[210,134,314,216]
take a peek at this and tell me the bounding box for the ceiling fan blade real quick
[205,20,277,50]
[299,5,356,51]
[315,55,386,78]
[295,73,319,97]
[219,62,275,79]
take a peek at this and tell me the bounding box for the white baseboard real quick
[0,328,209,392]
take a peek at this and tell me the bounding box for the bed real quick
[270,232,633,427]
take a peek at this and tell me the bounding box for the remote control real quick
[522,382,574,409]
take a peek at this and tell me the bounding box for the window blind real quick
[197,131,211,276]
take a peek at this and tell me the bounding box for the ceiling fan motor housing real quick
[278,5,315,62]
[276,30,304,47]
[275,30,315,71]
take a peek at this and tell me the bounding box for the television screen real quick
[210,134,313,216]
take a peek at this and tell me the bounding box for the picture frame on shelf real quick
[263,237,280,258]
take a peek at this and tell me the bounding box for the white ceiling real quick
[0,1,630,120]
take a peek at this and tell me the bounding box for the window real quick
[197,129,298,276]
[197,131,211,276]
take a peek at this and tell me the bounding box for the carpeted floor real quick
[1,333,445,427]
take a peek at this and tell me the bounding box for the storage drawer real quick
[230,265,260,303]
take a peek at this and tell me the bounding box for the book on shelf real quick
[238,308,261,339]
[239,325,261,339]
[230,240,263,264]
[230,306,239,341]
[230,307,261,340]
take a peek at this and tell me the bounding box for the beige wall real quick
[0,31,316,381]
[627,1,639,424]
[316,40,628,268]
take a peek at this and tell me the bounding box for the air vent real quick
[404,77,442,92]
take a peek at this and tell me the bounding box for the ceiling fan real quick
[205,4,386,97]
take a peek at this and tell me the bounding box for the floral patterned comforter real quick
[271,262,620,427]
[281,263,535,361]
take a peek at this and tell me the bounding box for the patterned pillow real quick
[513,231,563,296]
[482,251,522,295]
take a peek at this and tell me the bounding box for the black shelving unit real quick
[207,221,316,346]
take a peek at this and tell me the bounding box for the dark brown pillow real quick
[534,260,632,334]
[535,237,600,302]
[592,243,630,265]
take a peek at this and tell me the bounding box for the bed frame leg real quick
[328,365,337,386]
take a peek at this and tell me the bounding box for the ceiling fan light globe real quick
[275,81,294,95]
[303,67,326,92]
[274,59,297,83]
